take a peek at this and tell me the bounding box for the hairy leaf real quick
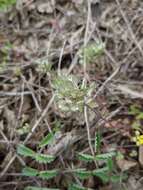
[92,167,109,175]
[95,132,101,152]
[35,153,55,164]
[39,133,54,148]
[95,152,116,160]
[74,169,92,179]
[92,167,110,183]
[39,170,58,180]
[78,153,95,162]
[17,144,36,158]
[79,42,105,64]
[94,172,110,183]
[22,167,38,177]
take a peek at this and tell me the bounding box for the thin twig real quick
[114,84,143,99]
[0,91,32,96]
[115,0,143,57]
[24,95,54,144]
[94,67,120,98]
[0,154,16,178]
[84,105,95,156]
[58,40,66,75]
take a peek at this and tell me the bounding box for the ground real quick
[0,0,143,190]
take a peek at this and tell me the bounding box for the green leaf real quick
[0,0,16,10]
[137,112,143,120]
[52,74,93,113]
[95,152,116,161]
[22,167,39,177]
[17,124,30,135]
[68,183,91,190]
[132,120,141,130]
[35,153,55,164]
[116,151,124,160]
[92,167,109,175]
[39,170,58,180]
[129,105,140,115]
[25,186,59,190]
[79,42,105,64]
[78,153,95,162]
[92,167,110,183]
[92,168,110,183]
[36,59,52,73]
[111,174,128,183]
[74,169,92,179]
[95,132,101,152]
[94,172,110,183]
[39,133,54,148]
[107,158,114,171]
[17,144,36,158]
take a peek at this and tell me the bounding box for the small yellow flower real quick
[136,135,143,146]
[132,131,143,146]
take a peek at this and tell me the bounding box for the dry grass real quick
[0,0,143,190]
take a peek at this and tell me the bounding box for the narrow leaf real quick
[78,153,95,162]
[35,153,55,164]
[39,170,58,180]
[39,133,54,148]
[17,144,36,157]
[92,167,109,175]
[22,167,38,177]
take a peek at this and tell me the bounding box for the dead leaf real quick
[28,35,38,53]
[4,108,16,129]
[116,158,137,172]
[72,0,83,4]
[4,107,16,139]
[21,96,31,113]
[37,2,54,14]
[46,131,79,156]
